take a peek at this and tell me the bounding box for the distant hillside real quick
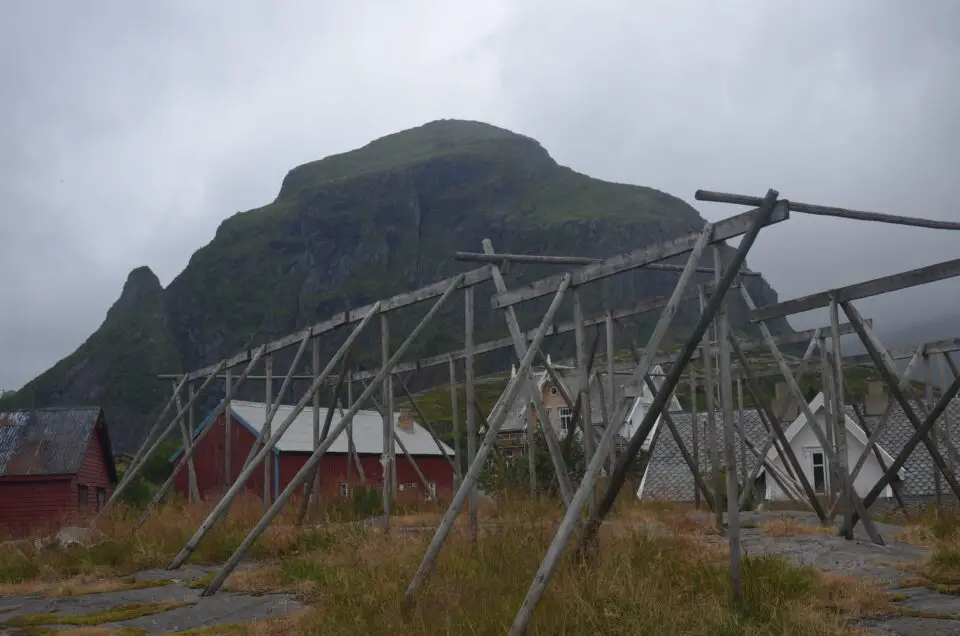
[1,119,791,453]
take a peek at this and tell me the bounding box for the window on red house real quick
[78,485,89,512]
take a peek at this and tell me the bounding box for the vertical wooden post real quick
[605,310,616,474]
[699,286,723,527]
[737,377,746,486]
[224,369,232,489]
[939,353,956,504]
[173,381,198,503]
[263,354,273,509]
[465,286,478,542]
[311,337,321,518]
[381,314,393,522]
[713,246,740,601]
[830,294,854,539]
[574,290,595,514]
[925,353,943,514]
[819,334,838,507]
[187,383,199,502]
[348,370,362,481]
[690,370,700,509]
[449,357,462,489]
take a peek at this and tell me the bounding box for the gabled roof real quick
[638,407,769,502]
[170,400,454,462]
[761,392,905,480]
[0,407,117,482]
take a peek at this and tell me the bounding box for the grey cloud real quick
[1,0,958,390]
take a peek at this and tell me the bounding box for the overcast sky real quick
[1,0,958,390]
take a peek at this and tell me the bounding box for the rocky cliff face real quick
[2,120,789,453]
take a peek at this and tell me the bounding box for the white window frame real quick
[559,407,573,436]
[427,481,437,501]
[339,481,350,499]
[805,447,829,495]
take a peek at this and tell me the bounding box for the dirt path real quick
[0,565,300,634]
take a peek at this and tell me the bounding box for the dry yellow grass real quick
[0,493,914,635]
[759,517,833,538]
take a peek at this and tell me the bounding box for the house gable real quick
[761,392,905,480]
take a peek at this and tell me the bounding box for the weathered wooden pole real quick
[605,310,616,475]
[224,368,232,488]
[381,314,393,522]
[505,208,738,635]
[263,354,273,508]
[740,286,879,540]
[713,246,741,601]
[130,355,257,525]
[401,274,572,609]
[925,353,944,514]
[465,285,479,541]
[171,380,198,503]
[574,289,595,514]
[699,285,723,529]
[691,370,700,509]
[167,306,379,569]
[830,293,855,539]
[100,358,228,517]
[839,302,960,535]
[202,277,464,596]
[737,377,746,486]
[311,336,321,518]
[297,356,352,527]
[449,357,462,489]
[483,239,574,505]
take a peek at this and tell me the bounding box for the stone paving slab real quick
[0,566,301,635]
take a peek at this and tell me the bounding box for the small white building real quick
[759,392,904,501]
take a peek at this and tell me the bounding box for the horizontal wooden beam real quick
[749,257,960,322]
[696,190,960,231]
[490,202,790,309]
[843,337,960,367]
[454,251,762,276]
[181,267,494,382]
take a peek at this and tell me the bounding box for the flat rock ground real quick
[0,564,301,634]
[1,511,959,635]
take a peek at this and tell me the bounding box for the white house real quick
[759,392,905,501]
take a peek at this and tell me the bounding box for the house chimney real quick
[397,411,415,433]
[865,380,888,416]
[772,381,799,421]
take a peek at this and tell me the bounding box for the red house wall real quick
[72,420,114,515]
[172,413,454,506]
[173,412,267,501]
[0,420,114,537]
[275,451,454,505]
[0,476,72,537]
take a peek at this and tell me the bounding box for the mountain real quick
[0,119,791,453]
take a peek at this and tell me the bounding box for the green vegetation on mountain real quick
[1,119,789,453]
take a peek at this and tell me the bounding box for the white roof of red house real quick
[226,400,454,457]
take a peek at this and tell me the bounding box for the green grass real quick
[2,601,190,628]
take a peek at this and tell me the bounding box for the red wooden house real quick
[170,400,456,505]
[0,407,118,536]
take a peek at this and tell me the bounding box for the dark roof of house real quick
[639,395,960,503]
[640,407,769,502]
[0,407,117,482]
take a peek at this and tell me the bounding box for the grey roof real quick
[638,395,960,503]
[866,396,960,499]
[0,407,115,480]
[639,408,769,502]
